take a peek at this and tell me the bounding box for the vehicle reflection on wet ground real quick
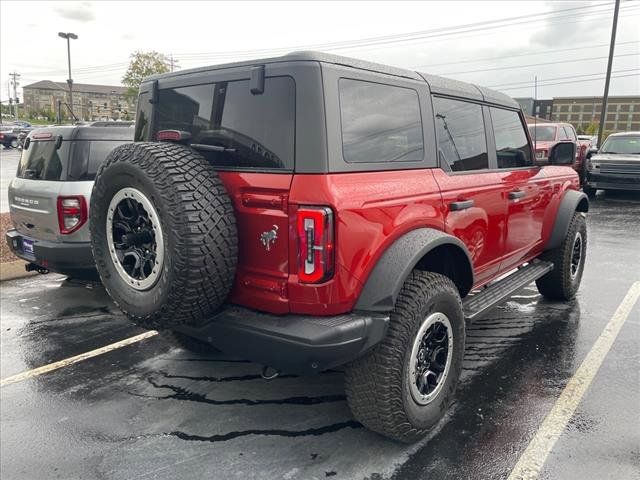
[1,191,638,480]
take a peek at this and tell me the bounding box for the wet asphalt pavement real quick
[1,191,639,480]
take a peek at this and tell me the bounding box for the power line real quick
[174,1,634,60]
[497,72,638,91]
[17,2,638,79]
[438,52,639,76]
[412,41,639,69]
[487,68,640,88]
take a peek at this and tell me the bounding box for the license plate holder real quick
[22,238,35,256]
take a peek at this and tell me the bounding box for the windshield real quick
[600,136,640,154]
[528,125,557,142]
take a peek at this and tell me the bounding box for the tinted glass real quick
[528,125,557,142]
[490,107,532,169]
[67,140,124,181]
[17,140,71,181]
[134,91,152,142]
[156,77,295,170]
[433,97,488,171]
[339,79,423,163]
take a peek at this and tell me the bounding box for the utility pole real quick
[9,72,20,118]
[168,54,179,72]
[58,32,78,119]
[6,81,12,117]
[598,0,620,148]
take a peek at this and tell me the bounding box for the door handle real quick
[449,199,474,211]
[508,190,526,200]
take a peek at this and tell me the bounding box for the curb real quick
[0,260,38,282]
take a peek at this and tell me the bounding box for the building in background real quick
[515,98,554,121]
[516,95,640,133]
[22,81,135,121]
[551,96,640,133]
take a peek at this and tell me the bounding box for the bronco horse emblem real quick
[259,225,279,251]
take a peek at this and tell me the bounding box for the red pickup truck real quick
[528,122,588,182]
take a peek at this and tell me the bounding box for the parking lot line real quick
[507,281,640,480]
[0,330,158,388]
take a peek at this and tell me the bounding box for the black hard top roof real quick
[28,122,134,141]
[145,50,519,109]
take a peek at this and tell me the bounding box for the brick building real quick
[516,95,640,132]
[22,81,135,121]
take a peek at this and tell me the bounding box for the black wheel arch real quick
[545,189,589,251]
[354,228,474,313]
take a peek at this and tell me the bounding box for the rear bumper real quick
[5,229,95,273]
[585,172,640,191]
[173,306,389,374]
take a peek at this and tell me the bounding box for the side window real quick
[564,126,577,141]
[558,127,571,141]
[339,79,424,163]
[489,107,532,169]
[432,96,488,171]
[86,141,125,180]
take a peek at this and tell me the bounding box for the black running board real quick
[462,261,554,320]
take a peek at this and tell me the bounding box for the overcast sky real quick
[1,0,638,104]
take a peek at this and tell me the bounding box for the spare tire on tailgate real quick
[90,142,238,329]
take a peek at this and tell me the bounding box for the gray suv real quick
[6,122,134,278]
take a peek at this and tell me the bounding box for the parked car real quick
[0,126,20,148]
[88,52,587,443]
[528,122,586,182]
[578,134,598,149]
[5,122,134,278]
[584,131,640,196]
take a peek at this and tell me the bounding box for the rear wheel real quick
[345,271,465,443]
[90,142,238,330]
[536,212,587,300]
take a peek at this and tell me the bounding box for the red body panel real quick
[218,166,579,317]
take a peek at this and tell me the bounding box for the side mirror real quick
[586,146,598,160]
[549,141,575,165]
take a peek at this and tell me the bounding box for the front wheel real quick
[536,212,587,300]
[10,139,18,148]
[344,271,465,443]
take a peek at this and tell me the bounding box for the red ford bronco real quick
[90,52,588,442]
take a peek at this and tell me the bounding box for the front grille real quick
[599,164,640,175]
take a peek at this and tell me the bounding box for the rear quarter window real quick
[338,79,424,163]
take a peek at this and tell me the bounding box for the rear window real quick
[18,139,125,181]
[528,125,557,142]
[339,79,424,163]
[17,140,71,181]
[154,76,295,170]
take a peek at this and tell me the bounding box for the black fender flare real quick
[545,190,589,251]
[355,228,474,313]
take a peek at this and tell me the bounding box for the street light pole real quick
[58,32,78,119]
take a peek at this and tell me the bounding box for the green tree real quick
[122,51,170,100]
[585,121,599,136]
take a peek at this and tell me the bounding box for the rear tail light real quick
[57,196,87,234]
[296,206,334,283]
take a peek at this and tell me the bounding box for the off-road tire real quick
[90,142,238,330]
[536,212,586,301]
[344,271,465,443]
[161,331,220,354]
